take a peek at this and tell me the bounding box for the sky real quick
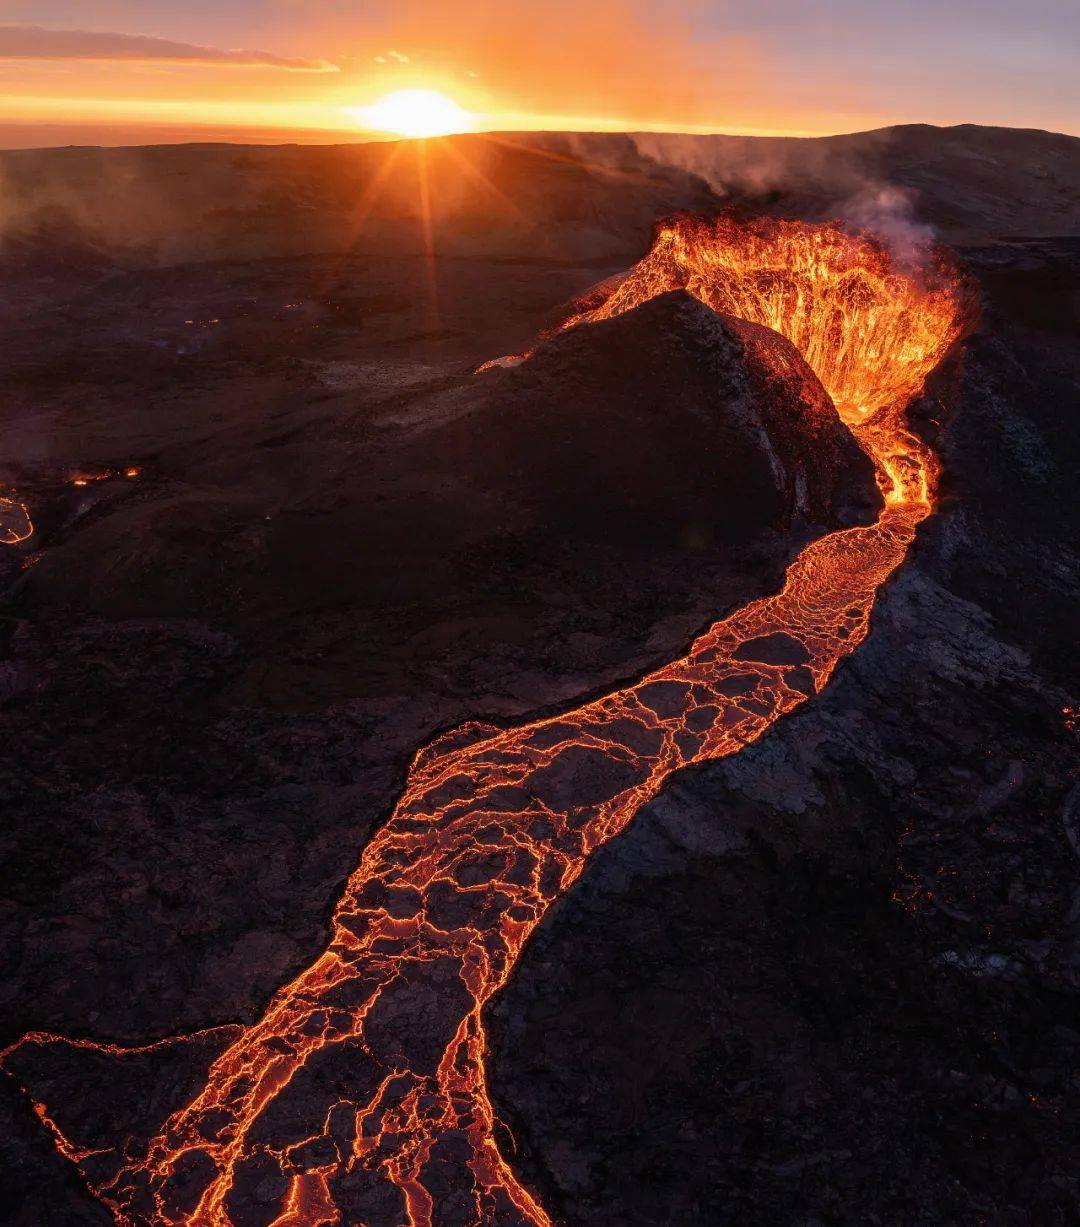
[0,0,1077,147]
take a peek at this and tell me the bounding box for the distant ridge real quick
[1,125,1077,272]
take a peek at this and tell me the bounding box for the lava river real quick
[3,216,972,1227]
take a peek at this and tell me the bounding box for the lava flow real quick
[0,493,32,544]
[3,217,971,1227]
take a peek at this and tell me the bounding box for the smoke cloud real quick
[841,185,936,266]
[627,130,938,265]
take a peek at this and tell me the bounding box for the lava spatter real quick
[2,217,971,1226]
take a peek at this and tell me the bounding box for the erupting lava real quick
[562,216,962,507]
[3,217,970,1227]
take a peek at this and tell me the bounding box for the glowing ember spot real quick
[1,218,972,1226]
[0,495,32,544]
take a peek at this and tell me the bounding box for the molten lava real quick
[0,494,32,544]
[2,217,970,1227]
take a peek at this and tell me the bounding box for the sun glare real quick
[354,89,474,138]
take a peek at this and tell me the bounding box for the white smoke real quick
[841,184,936,268]
[624,130,939,269]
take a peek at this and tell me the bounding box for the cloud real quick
[0,25,338,73]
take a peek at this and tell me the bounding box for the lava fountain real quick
[2,217,972,1227]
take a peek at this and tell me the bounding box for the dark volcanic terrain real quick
[1,124,1078,1225]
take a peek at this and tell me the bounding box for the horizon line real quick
[0,117,1077,154]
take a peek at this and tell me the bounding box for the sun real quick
[354,89,474,139]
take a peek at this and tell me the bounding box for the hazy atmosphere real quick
[0,1,1078,146]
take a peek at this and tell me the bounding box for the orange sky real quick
[0,2,1077,146]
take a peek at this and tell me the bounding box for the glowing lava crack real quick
[0,494,32,544]
[2,217,972,1226]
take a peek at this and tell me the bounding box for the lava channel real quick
[2,216,974,1227]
